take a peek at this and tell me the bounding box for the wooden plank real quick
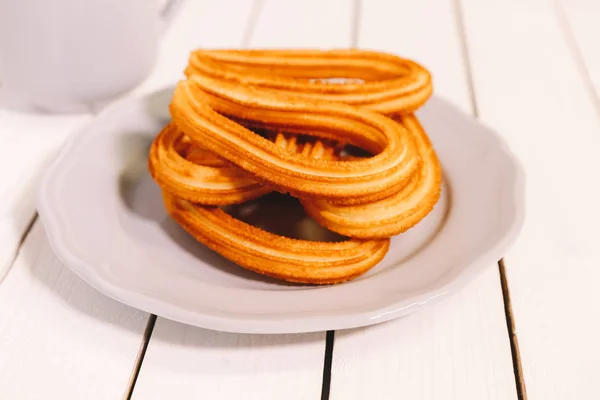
[0,223,148,399]
[131,0,353,398]
[0,107,91,282]
[460,0,600,398]
[134,320,327,400]
[329,1,519,399]
[0,1,258,398]
[249,0,353,48]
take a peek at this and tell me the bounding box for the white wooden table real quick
[1,0,599,399]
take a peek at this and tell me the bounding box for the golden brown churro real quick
[169,75,419,202]
[149,123,270,205]
[163,192,390,284]
[185,49,433,115]
[149,48,441,284]
[302,114,442,238]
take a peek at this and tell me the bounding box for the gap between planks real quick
[499,260,527,400]
[123,315,157,400]
[2,213,38,282]
[553,0,600,119]
[241,0,266,48]
[350,0,362,49]
[320,331,335,400]
[453,0,527,398]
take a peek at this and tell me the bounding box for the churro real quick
[185,49,433,115]
[169,75,419,202]
[148,48,442,284]
[163,191,390,284]
[302,114,442,238]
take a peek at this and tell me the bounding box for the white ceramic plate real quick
[37,87,525,334]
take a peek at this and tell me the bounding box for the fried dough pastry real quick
[162,191,389,284]
[149,123,270,204]
[185,49,432,115]
[169,75,419,202]
[148,122,340,205]
[149,48,442,284]
[301,114,442,238]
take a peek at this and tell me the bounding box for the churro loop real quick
[163,191,390,284]
[148,122,341,205]
[169,74,419,201]
[302,114,442,238]
[149,123,270,205]
[185,49,433,115]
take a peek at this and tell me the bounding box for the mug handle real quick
[159,0,186,32]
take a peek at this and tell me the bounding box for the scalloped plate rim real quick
[36,87,525,334]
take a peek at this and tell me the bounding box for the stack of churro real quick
[148,49,441,284]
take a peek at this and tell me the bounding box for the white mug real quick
[0,0,180,113]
